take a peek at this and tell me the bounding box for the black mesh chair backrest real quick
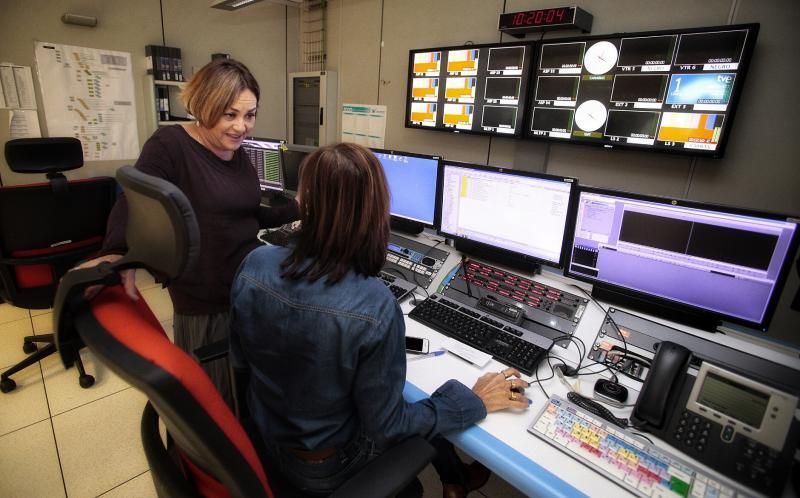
[4,137,84,174]
[116,166,200,281]
[0,138,116,309]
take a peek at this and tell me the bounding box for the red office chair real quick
[54,166,434,497]
[0,138,116,393]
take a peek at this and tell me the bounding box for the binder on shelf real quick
[146,45,184,81]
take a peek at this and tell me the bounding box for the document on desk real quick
[441,338,492,368]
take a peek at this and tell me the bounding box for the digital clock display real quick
[499,7,576,30]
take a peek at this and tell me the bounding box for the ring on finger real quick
[510,391,518,401]
[509,379,516,390]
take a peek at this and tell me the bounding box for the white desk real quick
[400,235,800,497]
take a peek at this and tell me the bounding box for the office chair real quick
[0,137,116,393]
[54,166,435,497]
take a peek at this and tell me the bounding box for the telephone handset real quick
[630,341,691,429]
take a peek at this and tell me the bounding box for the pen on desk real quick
[407,349,446,362]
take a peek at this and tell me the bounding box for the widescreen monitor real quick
[527,23,759,158]
[241,137,284,192]
[279,144,316,197]
[565,187,799,331]
[371,148,441,227]
[406,41,534,137]
[435,162,576,268]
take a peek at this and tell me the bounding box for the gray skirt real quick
[173,311,233,408]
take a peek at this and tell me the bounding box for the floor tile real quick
[0,303,29,324]
[0,419,66,498]
[53,388,149,498]
[31,307,53,317]
[98,470,157,498]
[135,269,159,290]
[32,311,53,334]
[139,286,173,322]
[160,319,174,343]
[41,347,131,416]
[0,317,34,370]
[0,363,49,436]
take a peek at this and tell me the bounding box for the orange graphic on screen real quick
[447,49,479,72]
[414,52,441,73]
[411,103,437,124]
[443,104,474,126]
[412,78,439,99]
[658,112,724,144]
[445,78,477,99]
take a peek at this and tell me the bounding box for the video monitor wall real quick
[526,24,758,157]
[406,42,534,137]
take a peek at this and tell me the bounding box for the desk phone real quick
[632,343,799,496]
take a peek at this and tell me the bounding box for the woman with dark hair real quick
[80,59,298,405]
[230,143,530,497]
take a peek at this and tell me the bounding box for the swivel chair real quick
[54,166,435,497]
[0,137,116,393]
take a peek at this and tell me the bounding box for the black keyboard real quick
[379,271,416,302]
[409,294,552,375]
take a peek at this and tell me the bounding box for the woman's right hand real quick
[74,254,138,301]
[471,367,530,412]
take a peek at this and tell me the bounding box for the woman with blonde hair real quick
[82,59,298,405]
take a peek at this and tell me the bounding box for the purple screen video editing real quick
[568,192,798,327]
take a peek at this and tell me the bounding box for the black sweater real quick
[102,125,298,314]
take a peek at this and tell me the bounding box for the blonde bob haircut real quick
[180,59,260,128]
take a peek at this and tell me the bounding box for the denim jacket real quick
[230,245,486,452]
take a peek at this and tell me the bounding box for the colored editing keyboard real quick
[379,271,416,301]
[443,260,588,335]
[408,294,552,375]
[528,395,757,498]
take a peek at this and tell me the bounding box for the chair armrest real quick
[330,436,436,498]
[192,339,228,363]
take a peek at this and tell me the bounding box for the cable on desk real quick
[569,284,645,384]
[567,392,629,428]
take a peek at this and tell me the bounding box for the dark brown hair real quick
[180,59,260,127]
[281,143,390,284]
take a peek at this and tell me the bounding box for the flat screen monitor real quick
[526,23,759,158]
[565,187,799,331]
[436,161,576,268]
[371,148,441,228]
[279,144,316,197]
[406,41,534,137]
[241,137,284,192]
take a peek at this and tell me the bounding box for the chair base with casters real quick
[0,334,94,393]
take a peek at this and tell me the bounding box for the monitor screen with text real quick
[242,137,283,192]
[438,162,575,266]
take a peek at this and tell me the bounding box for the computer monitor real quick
[371,148,441,232]
[279,144,316,197]
[527,23,759,158]
[241,137,284,192]
[565,187,800,331]
[435,161,576,269]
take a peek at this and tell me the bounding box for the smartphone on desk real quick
[405,336,429,354]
